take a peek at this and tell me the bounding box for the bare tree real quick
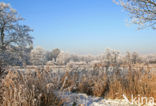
[114,0,156,29]
[0,2,33,66]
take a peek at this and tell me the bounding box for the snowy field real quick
[55,91,156,106]
[55,91,132,106]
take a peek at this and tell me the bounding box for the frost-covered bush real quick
[30,47,46,65]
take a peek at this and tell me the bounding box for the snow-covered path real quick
[55,91,132,106]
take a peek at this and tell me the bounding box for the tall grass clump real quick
[1,67,63,106]
[61,64,156,100]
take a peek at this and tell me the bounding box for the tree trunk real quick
[0,24,5,50]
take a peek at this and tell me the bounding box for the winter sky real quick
[2,0,156,54]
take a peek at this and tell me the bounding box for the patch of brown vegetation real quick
[0,69,63,106]
[62,64,156,101]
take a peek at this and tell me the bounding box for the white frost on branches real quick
[30,47,46,65]
[114,0,156,29]
[0,2,33,66]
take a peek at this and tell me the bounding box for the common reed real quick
[0,67,63,106]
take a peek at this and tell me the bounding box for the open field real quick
[1,48,156,106]
[0,62,156,106]
[0,1,156,106]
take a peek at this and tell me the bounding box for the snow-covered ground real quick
[55,91,132,106]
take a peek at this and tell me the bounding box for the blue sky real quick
[2,0,156,54]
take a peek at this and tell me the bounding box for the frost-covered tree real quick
[124,52,131,64]
[114,0,156,29]
[51,48,60,62]
[145,55,156,63]
[45,51,52,61]
[30,47,46,65]
[0,2,33,66]
[131,52,140,64]
[101,49,120,64]
[56,51,71,65]
[124,52,141,64]
[56,51,95,65]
